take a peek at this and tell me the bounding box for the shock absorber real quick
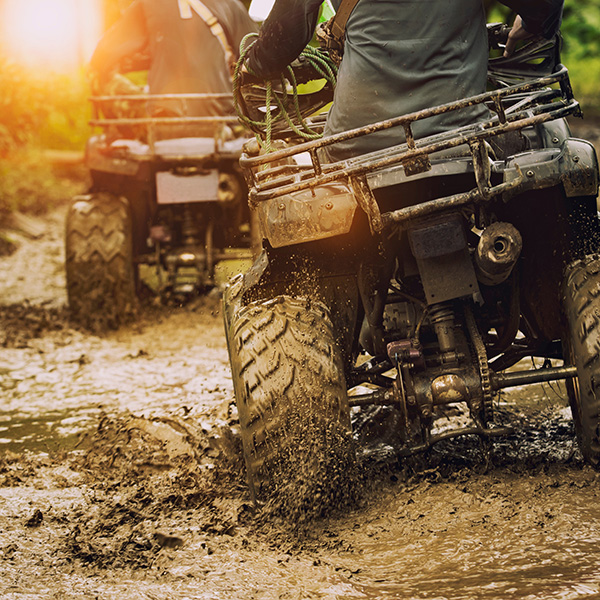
[181,206,199,246]
[429,303,458,364]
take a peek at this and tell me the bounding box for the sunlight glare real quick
[0,0,102,71]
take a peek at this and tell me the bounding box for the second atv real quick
[66,92,254,330]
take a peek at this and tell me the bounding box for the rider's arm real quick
[89,0,149,85]
[503,15,529,57]
[245,0,323,79]
[499,0,564,39]
[223,4,259,60]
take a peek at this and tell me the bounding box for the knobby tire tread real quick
[65,193,137,332]
[562,253,600,467]
[223,287,355,508]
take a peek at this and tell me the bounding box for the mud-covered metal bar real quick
[491,366,578,390]
[240,67,573,169]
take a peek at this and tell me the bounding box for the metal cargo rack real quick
[240,67,581,233]
[89,92,244,159]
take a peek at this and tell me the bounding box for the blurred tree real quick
[0,57,48,155]
[485,0,600,58]
[561,1,600,58]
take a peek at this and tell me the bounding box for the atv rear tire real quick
[224,288,355,511]
[65,193,137,331]
[562,254,600,467]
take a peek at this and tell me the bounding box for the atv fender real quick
[256,182,357,248]
[503,138,599,200]
[238,249,270,298]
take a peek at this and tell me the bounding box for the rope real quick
[233,33,338,153]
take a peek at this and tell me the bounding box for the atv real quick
[66,92,255,330]
[224,30,600,504]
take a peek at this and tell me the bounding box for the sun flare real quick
[0,0,102,71]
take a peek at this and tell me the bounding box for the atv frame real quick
[66,93,255,329]
[224,35,600,502]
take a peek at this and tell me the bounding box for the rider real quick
[244,0,564,160]
[89,0,257,136]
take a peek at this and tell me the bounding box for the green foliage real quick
[0,54,90,219]
[561,2,600,59]
[0,149,85,221]
[0,55,91,154]
[0,57,50,154]
[37,73,92,151]
[565,57,600,119]
[486,2,513,25]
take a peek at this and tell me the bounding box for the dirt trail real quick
[2,180,600,598]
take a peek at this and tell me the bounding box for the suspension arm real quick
[490,365,577,390]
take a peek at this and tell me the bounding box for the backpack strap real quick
[329,0,361,41]
[178,0,236,75]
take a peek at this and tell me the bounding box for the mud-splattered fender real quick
[256,183,357,248]
[503,138,599,200]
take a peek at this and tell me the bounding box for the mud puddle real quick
[2,206,600,599]
[0,408,94,453]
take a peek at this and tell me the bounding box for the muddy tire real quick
[65,193,137,332]
[562,254,600,467]
[224,288,355,512]
[249,209,263,260]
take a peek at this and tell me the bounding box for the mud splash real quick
[2,369,600,599]
[63,414,246,570]
[2,203,600,599]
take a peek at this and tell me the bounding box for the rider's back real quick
[90,0,257,125]
[324,0,489,159]
[141,0,256,117]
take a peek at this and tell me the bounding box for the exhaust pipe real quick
[475,222,522,285]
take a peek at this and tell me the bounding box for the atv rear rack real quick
[89,92,242,152]
[240,68,581,233]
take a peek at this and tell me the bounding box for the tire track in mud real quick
[2,206,600,599]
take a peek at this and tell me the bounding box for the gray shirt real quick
[90,0,257,117]
[325,0,489,158]
[247,0,563,160]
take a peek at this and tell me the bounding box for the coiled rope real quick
[233,33,338,153]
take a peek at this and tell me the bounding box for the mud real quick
[2,173,600,598]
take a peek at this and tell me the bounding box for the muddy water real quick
[333,477,600,599]
[2,208,600,599]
